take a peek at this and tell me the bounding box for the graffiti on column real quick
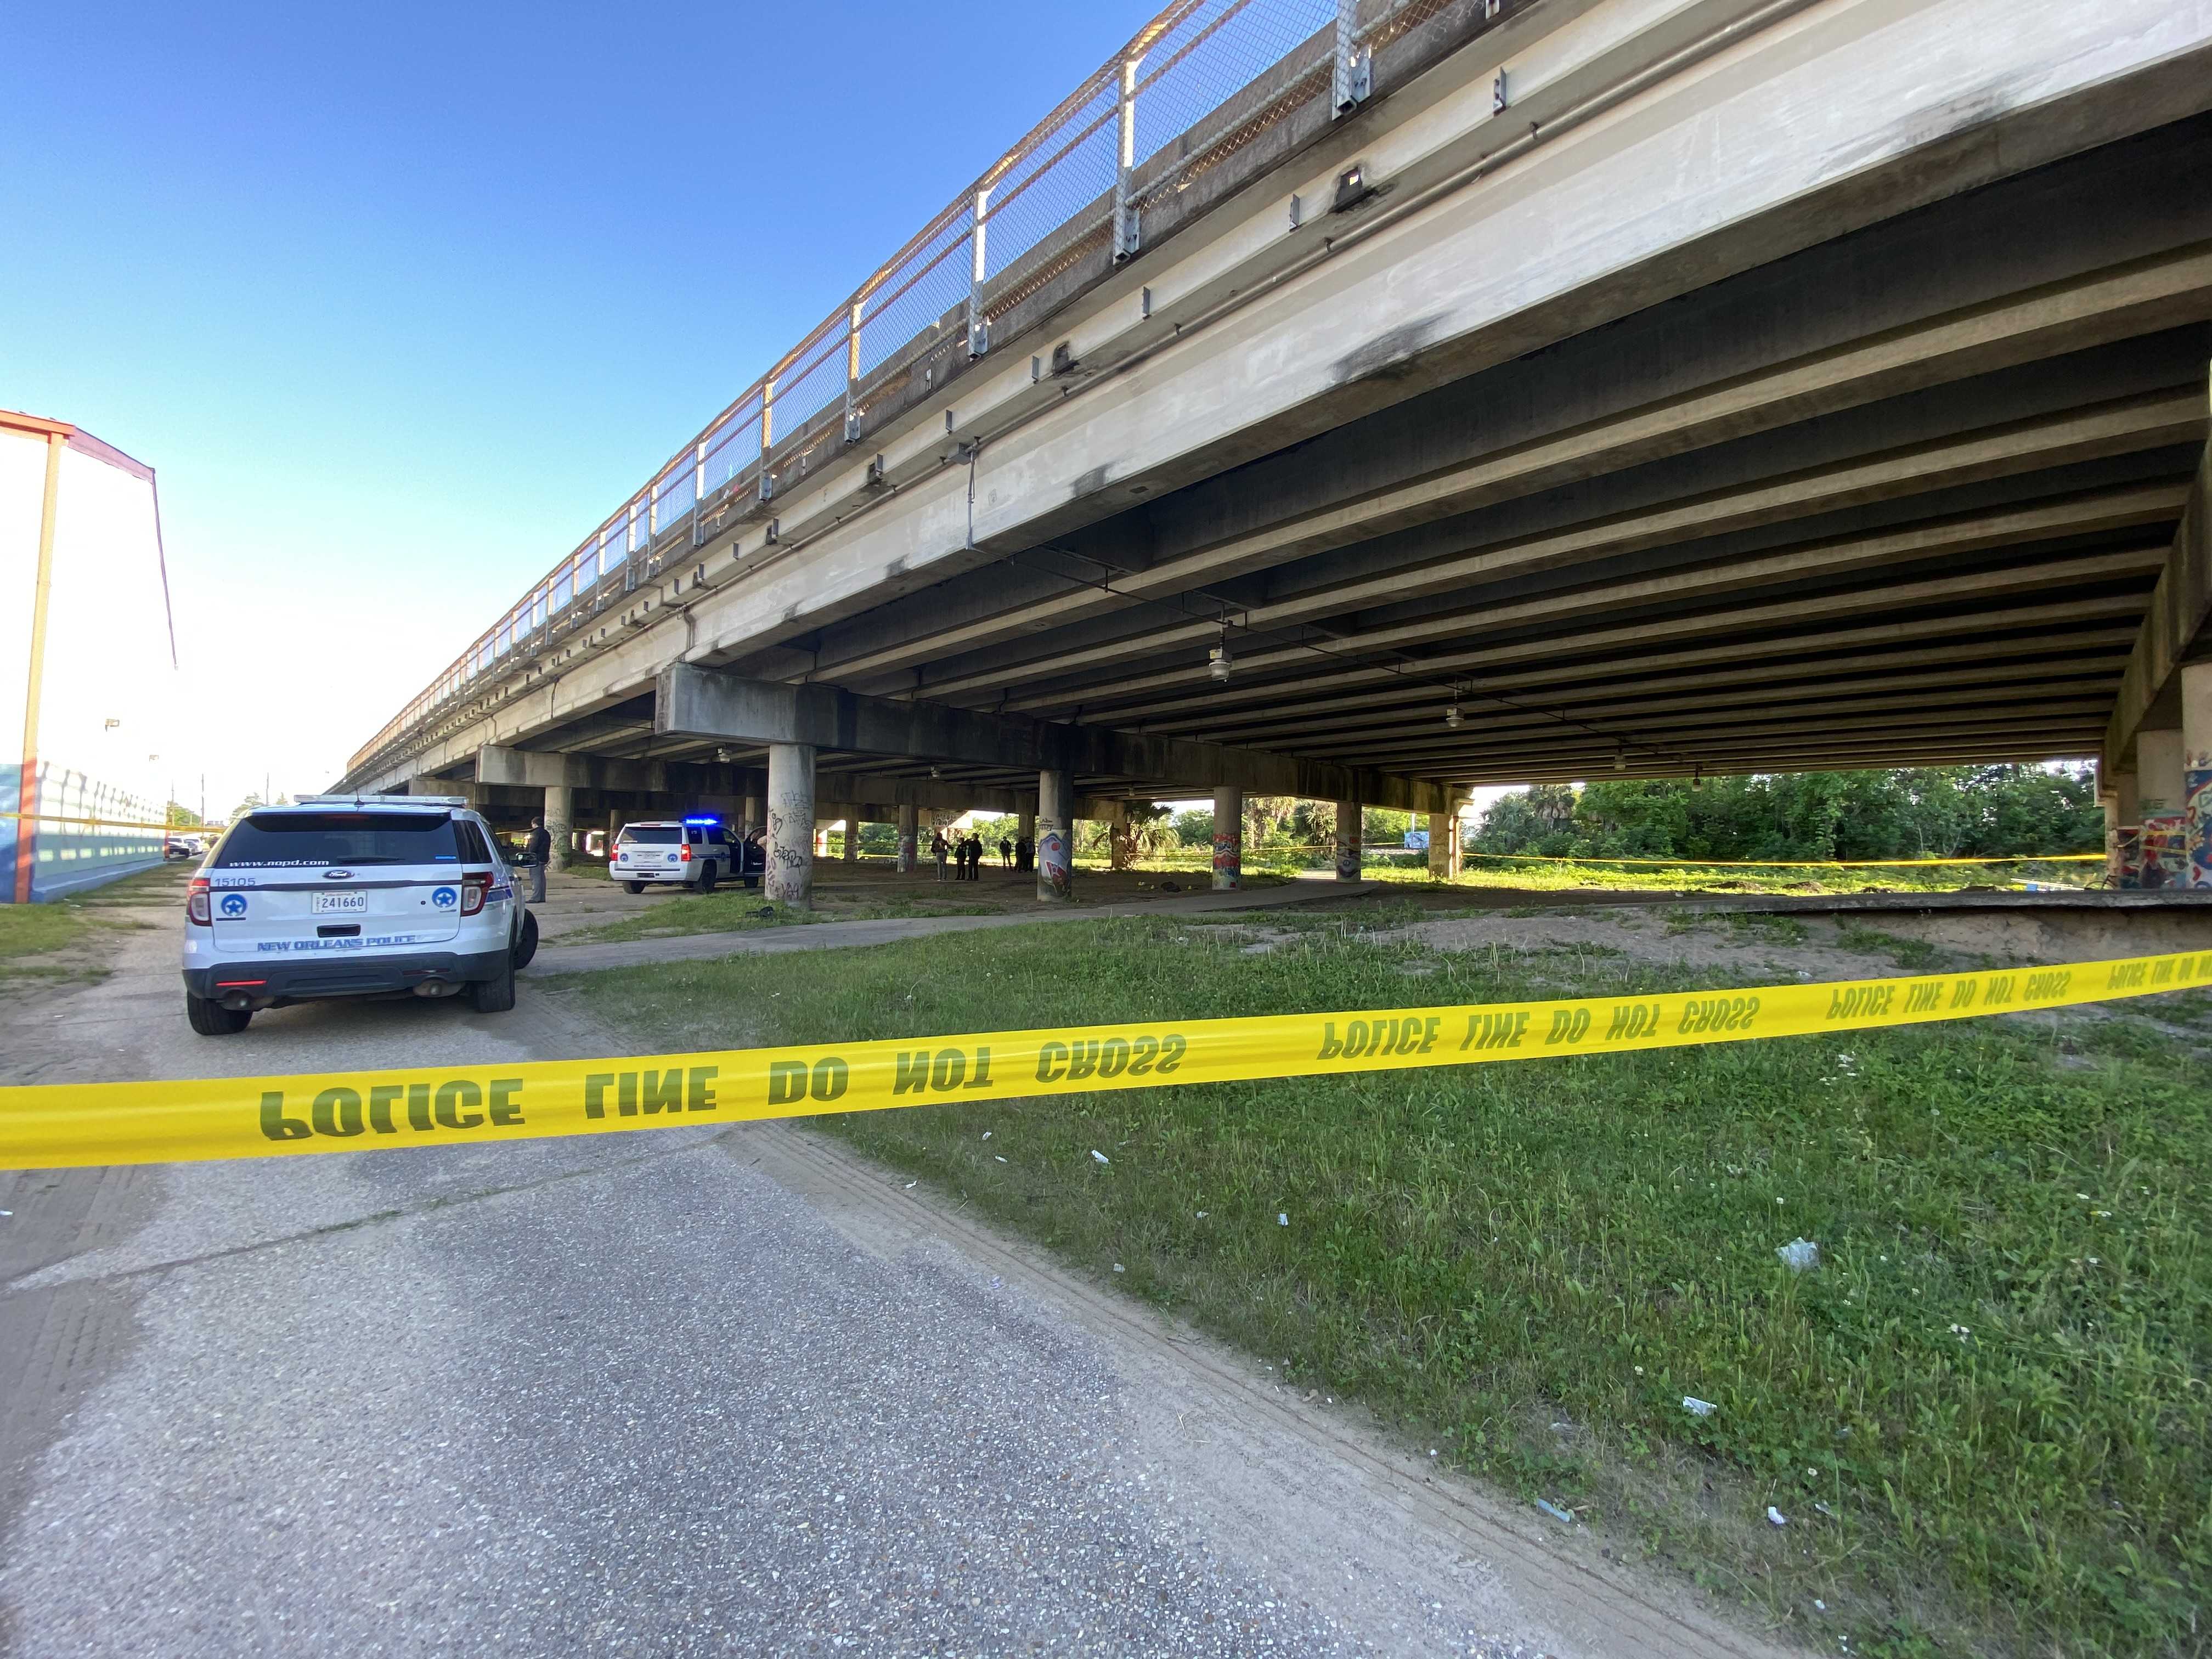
[1335,840,1359,879]
[2188,747,2212,889]
[1039,826,1071,898]
[1211,830,1240,889]
[766,808,810,904]
[2138,810,2183,890]
[2115,825,2142,889]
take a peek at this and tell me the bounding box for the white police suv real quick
[610,817,741,893]
[181,794,538,1036]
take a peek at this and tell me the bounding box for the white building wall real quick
[1,421,178,901]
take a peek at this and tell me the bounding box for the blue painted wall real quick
[1,760,168,902]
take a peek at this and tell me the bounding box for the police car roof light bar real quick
[297,792,469,807]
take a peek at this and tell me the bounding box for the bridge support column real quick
[543,785,574,872]
[2102,772,2125,886]
[1211,786,1242,891]
[1334,800,1361,881]
[896,804,918,874]
[2110,771,2141,887]
[844,817,860,862]
[2186,664,2212,889]
[1018,806,1035,872]
[766,743,815,910]
[1427,812,1461,881]
[2137,730,2186,888]
[744,789,766,839]
[1036,771,1074,901]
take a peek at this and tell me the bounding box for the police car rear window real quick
[215,812,462,868]
[620,826,682,845]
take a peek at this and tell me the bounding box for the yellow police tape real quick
[3,811,218,833]
[5,950,2208,1171]
[1454,850,2104,870]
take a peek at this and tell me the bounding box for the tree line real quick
[1466,765,2102,863]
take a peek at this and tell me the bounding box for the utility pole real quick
[12,425,64,904]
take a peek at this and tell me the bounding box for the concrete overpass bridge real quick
[336,0,2212,901]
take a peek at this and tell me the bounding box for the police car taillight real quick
[186,876,212,926]
[680,845,692,862]
[461,874,489,916]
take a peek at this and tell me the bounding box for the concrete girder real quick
[1369,707,2111,776]
[1152,630,2141,741]
[910,483,2182,706]
[1001,541,2168,719]
[1094,599,2152,727]
[1224,662,2127,754]
[475,745,669,795]
[802,774,1124,821]
[820,336,2212,690]
[654,663,1457,814]
[2106,405,2212,769]
[1311,696,2118,771]
[1220,396,2201,641]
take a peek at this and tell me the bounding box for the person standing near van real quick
[525,816,551,903]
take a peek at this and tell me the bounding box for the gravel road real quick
[1,884,1790,1659]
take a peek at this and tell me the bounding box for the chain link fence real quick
[352,0,1521,777]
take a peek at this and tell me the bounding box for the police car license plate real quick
[312,892,369,914]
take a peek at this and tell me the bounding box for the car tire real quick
[698,861,718,893]
[511,909,539,970]
[185,991,251,1035]
[624,881,646,895]
[470,952,517,1013]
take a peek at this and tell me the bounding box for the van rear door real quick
[207,810,469,956]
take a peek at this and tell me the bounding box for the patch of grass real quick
[1180,898,1435,935]
[590,919,2211,1657]
[0,963,112,986]
[0,867,177,977]
[1833,925,1948,973]
[0,901,96,961]
[563,891,997,944]
[1722,911,1810,947]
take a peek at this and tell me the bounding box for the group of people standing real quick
[930,829,1033,879]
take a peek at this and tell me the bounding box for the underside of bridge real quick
[346,0,2212,902]
[487,116,2210,804]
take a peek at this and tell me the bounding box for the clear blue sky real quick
[1,1,1161,810]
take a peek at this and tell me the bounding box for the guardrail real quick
[349,0,1514,781]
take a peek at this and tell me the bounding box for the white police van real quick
[181,794,538,1036]
[609,817,743,893]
